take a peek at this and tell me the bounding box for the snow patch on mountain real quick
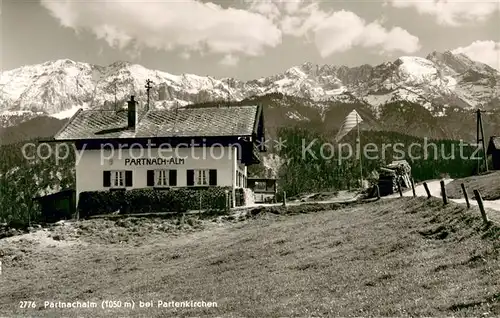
[363,94,394,106]
[51,104,87,119]
[398,56,438,82]
[286,111,310,121]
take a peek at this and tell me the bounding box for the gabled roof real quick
[487,136,500,155]
[54,105,261,140]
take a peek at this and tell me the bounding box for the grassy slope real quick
[1,198,499,317]
[446,171,500,200]
[0,116,66,145]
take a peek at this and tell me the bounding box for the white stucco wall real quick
[236,160,247,188]
[75,145,246,206]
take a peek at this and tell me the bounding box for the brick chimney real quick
[127,95,136,129]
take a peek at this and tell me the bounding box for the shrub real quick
[77,187,233,217]
[78,190,125,217]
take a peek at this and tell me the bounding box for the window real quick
[255,181,266,191]
[147,169,177,187]
[112,171,125,187]
[195,169,209,186]
[103,170,132,188]
[156,170,169,186]
[187,169,217,186]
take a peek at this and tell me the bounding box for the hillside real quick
[1,198,499,316]
[0,140,75,226]
[446,171,500,201]
[275,127,480,196]
[0,116,66,145]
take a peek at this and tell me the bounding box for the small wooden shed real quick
[487,136,500,170]
[247,178,277,203]
[33,189,76,223]
[377,168,397,196]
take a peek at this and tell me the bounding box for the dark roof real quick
[33,189,75,201]
[487,136,500,154]
[54,105,260,140]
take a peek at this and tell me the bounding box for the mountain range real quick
[0,50,499,145]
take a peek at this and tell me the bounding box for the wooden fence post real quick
[397,179,403,197]
[282,191,287,207]
[375,185,380,199]
[473,190,489,225]
[423,182,431,199]
[460,183,470,209]
[440,180,448,205]
[411,178,416,197]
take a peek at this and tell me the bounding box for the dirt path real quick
[233,190,361,211]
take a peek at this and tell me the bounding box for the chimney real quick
[127,95,136,129]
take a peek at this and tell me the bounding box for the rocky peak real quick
[335,64,373,84]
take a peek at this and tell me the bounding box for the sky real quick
[1,0,500,80]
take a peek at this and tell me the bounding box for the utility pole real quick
[357,113,363,189]
[75,73,81,96]
[227,78,231,107]
[114,81,117,111]
[145,79,153,111]
[172,100,180,135]
[476,108,488,174]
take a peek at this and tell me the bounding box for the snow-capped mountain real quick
[1,51,499,127]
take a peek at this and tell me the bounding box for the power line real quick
[227,78,232,107]
[476,108,488,174]
[145,79,153,112]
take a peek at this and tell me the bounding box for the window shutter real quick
[147,170,155,187]
[103,171,111,187]
[169,170,177,186]
[209,169,217,186]
[125,171,133,187]
[187,170,194,186]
